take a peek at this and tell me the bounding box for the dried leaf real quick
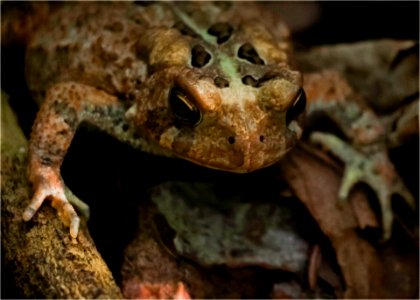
[297,40,419,112]
[278,145,384,298]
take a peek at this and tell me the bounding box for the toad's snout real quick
[223,129,294,173]
[225,133,263,172]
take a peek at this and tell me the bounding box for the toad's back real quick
[26,3,165,102]
[25,2,292,104]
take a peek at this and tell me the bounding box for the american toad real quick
[15,2,414,239]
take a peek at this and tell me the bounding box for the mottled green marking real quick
[218,52,240,83]
[171,5,216,44]
[171,5,242,84]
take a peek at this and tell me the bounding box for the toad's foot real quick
[23,167,80,238]
[310,132,416,240]
[64,186,90,221]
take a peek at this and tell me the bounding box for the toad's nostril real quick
[228,136,236,144]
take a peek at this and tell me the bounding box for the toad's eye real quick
[169,87,202,126]
[286,88,306,125]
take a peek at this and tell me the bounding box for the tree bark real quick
[1,93,122,299]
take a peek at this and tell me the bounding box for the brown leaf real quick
[297,40,419,112]
[278,145,384,298]
[350,192,379,229]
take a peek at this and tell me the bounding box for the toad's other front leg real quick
[310,132,415,240]
[24,82,125,238]
[304,70,416,240]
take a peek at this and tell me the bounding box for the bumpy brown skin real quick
[24,2,304,237]
[24,2,413,240]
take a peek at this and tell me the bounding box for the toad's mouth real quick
[174,144,293,174]
[184,157,284,173]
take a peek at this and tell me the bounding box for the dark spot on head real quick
[173,21,198,38]
[238,43,264,65]
[242,75,258,87]
[214,76,229,88]
[104,21,123,32]
[122,124,129,132]
[228,136,236,144]
[191,45,211,68]
[259,135,265,142]
[208,22,233,44]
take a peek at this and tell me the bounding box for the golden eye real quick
[169,87,202,126]
[286,88,306,125]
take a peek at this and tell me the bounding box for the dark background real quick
[294,1,419,46]
[2,1,419,298]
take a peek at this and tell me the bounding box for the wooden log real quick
[1,93,122,299]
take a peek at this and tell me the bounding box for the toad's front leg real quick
[304,70,415,240]
[24,82,125,238]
